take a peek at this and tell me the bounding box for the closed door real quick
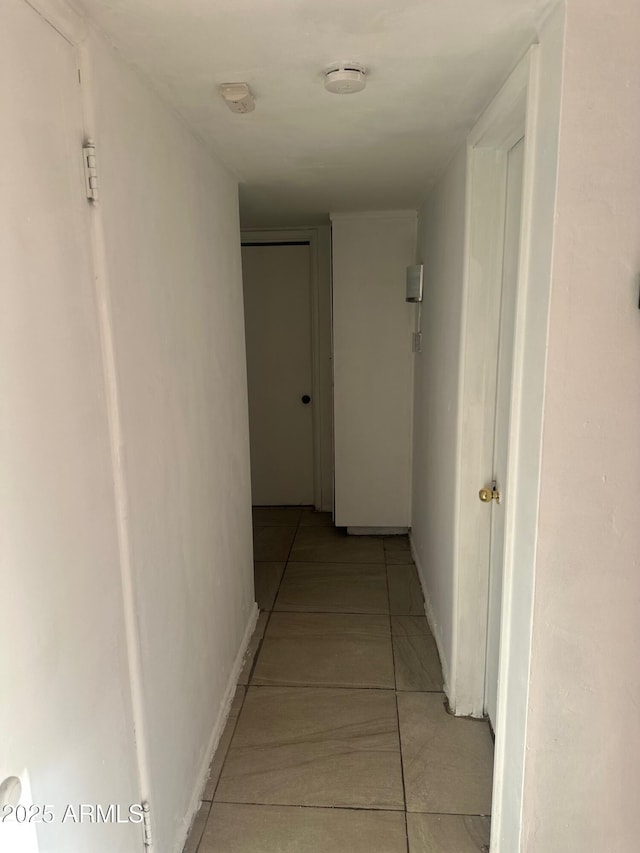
[242,243,314,505]
[484,137,525,728]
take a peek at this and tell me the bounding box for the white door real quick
[484,137,525,728]
[0,3,140,851]
[242,243,314,505]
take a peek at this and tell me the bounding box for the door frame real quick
[447,10,566,853]
[240,227,333,513]
[483,134,525,729]
[452,52,532,718]
[450,40,564,851]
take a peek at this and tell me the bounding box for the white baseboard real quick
[347,526,409,535]
[408,535,451,701]
[175,602,259,853]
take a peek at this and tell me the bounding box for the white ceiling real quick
[78,0,554,226]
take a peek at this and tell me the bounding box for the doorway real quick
[483,136,524,728]
[242,242,314,505]
[240,228,333,512]
[450,55,532,723]
[448,45,558,851]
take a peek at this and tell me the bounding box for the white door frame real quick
[483,134,525,730]
[452,51,533,717]
[451,42,561,851]
[240,227,333,513]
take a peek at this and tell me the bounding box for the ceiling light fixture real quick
[324,63,367,95]
[219,82,255,113]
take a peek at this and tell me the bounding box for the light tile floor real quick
[184,509,493,853]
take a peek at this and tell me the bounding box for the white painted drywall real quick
[79,0,556,226]
[0,3,140,851]
[83,27,255,853]
[314,226,335,514]
[331,212,417,528]
[521,1,640,848]
[410,148,468,684]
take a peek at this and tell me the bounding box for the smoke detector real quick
[219,82,255,113]
[324,63,367,95]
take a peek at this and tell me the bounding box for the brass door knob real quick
[479,483,501,504]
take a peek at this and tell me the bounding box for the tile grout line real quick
[245,683,446,693]
[202,685,247,805]
[272,607,391,615]
[192,798,212,853]
[253,530,433,697]
[279,561,388,566]
[200,528,492,846]
[388,538,432,852]
[267,609,431,621]
[195,508,308,849]
[396,691,410,853]
[205,524,429,850]
[385,551,411,853]
[245,507,303,685]
[211,799,490,818]
[211,799,405,813]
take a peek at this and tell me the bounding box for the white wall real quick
[1,2,255,852]
[315,225,335,513]
[410,148,467,683]
[84,26,255,853]
[522,0,640,848]
[1,4,140,851]
[331,212,417,529]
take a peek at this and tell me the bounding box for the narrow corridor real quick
[185,509,494,852]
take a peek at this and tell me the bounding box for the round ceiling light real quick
[324,63,367,95]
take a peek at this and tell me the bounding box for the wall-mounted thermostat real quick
[406,265,424,303]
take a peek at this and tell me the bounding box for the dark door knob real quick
[301,395,311,405]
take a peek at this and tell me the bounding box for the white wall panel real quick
[331,212,417,528]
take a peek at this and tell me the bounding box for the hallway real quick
[3,2,639,851]
[184,510,493,852]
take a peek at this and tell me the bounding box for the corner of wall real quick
[409,535,451,699]
[175,602,258,853]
